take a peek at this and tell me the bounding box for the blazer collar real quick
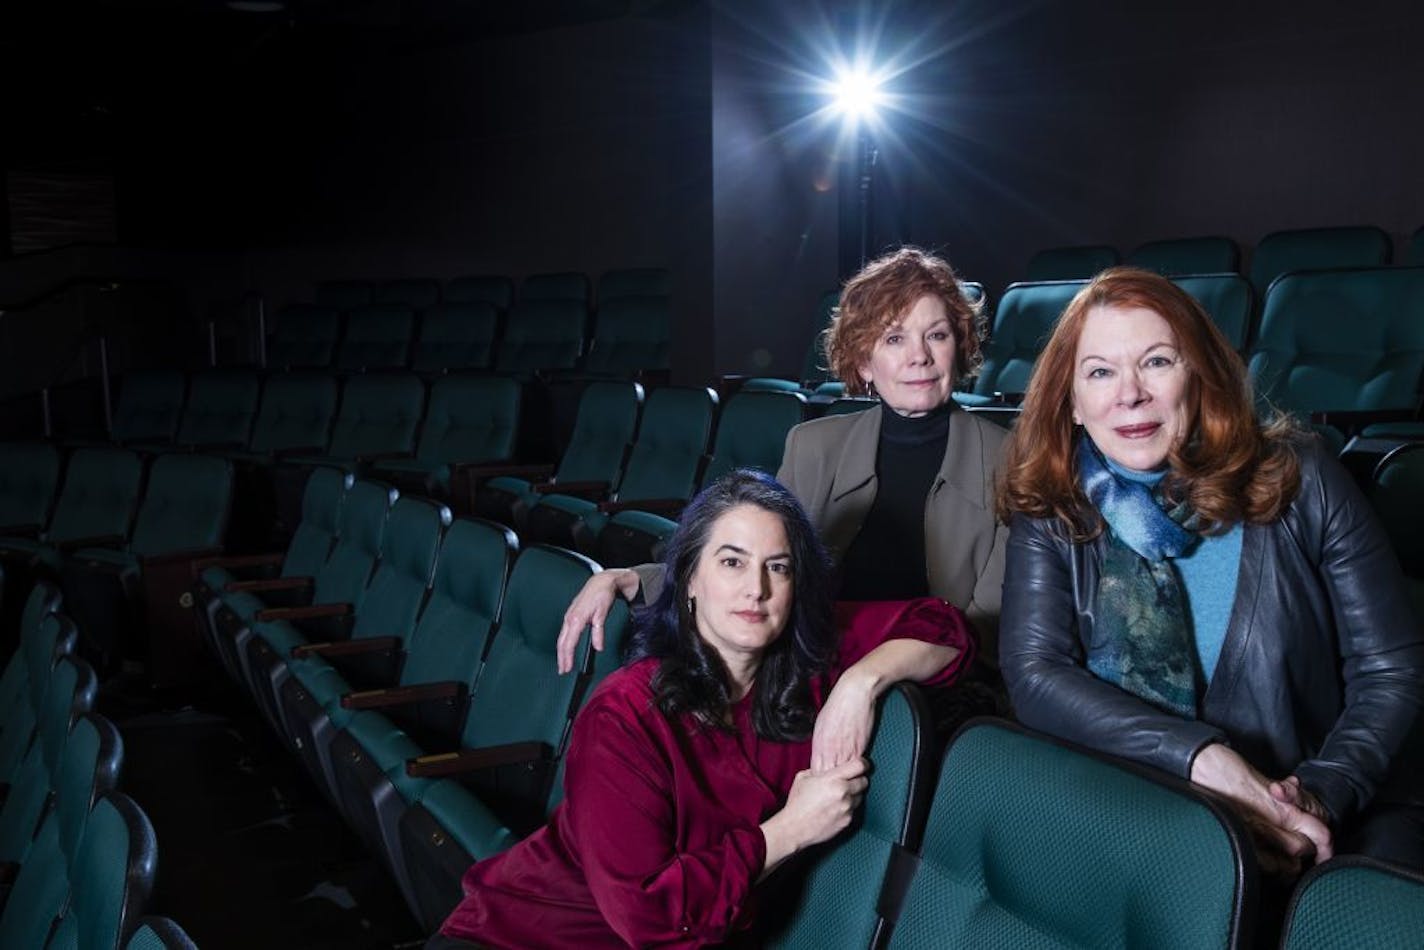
[829,401,990,510]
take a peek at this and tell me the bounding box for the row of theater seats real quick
[272,268,670,378]
[191,466,1424,946]
[1024,223,1424,292]
[191,468,632,931]
[0,583,199,948]
[761,686,1424,948]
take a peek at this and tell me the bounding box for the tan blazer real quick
[776,404,1009,655]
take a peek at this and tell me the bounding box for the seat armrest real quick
[254,602,351,623]
[532,479,609,497]
[340,680,461,710]
[291,635,401,659]
[465,462,555,481]
[0,523,43,539]
[404,741,551,779]
[599,497,684,516]
[194,551,283,573]
[53,534,127,553]
[225,576,312,593]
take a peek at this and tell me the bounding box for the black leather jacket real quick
[1000,440,1424,825]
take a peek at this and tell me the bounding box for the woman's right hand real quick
[759,758,870,880]
[1189,743,1333,875]
[556,569,642,674]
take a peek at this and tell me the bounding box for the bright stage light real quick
[829,66,886,121]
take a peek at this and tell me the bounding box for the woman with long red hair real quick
[997,267,1424,875]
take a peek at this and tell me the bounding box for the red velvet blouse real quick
[440,599,974,949]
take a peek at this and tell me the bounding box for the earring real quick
[866,380,878,400]
[686,595,696,616]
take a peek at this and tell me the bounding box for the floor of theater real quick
[97,667,428,950]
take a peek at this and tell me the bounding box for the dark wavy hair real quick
[623,469,836,742]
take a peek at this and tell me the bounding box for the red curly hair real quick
[996,267,1300,537]
[824,247,985,396]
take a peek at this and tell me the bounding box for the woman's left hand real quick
[811,671,876,772]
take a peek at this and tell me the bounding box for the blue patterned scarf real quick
[1078,438,1201,718]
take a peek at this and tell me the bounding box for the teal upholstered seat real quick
[1281,856,1424,950]
[0,448,143,572]
[890,719,1253,949]
[336,304,415,372]
[46,791,158,950]
[580,296,671,377]
[410,302,499,374]
[957,280,1084,407]
[1128,236,1240,276]
[0,441,61,533]
[110,369,186,446]
[269,303,341,370]
[373,374,520,494]
[494,299,587,374]
[1249,225,1392,296]
[173,370,260,449]
[764,684,937,948]
[124,915,200,950]
[240,372,339,460]
[1026,244,1119,281]
[1172,273,1254,352]
[285,372,426,469]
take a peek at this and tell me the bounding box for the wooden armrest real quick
[404,741,551,779]
[225,576,312,593]
[254,602,351,623]
[194,551,283,573]
[291,635,400,659]
[0,523,43,538]
[139,546,224,567]
[533,479,609,497]
[599,497,684,516]
[340,680,461,710]
[53,534,127,553]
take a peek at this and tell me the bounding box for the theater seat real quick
[169,370,261,451]
[124,915,200,950]
[1025,244,1119,281]
[1249,225,1392,296]
[336,304,416,372]
[410,302,499,375]
[44,791,158,950]
[1127,236,1240,276]
[1281,856,1424,950]
[269,304,341,370]
[762,684,937,949]
[890,719,1254,949]
[108,370,186,447]
[957,280,1083,411]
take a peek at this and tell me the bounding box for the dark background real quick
[2,0,1421,384]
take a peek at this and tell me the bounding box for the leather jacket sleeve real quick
[999,512,1225,778]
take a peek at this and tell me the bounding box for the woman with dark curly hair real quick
[997,267,1424,876]
[558,247,1008,767]
[435,470,972,948]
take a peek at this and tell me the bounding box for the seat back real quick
[581,296,671,376]
[124,916,200,950]
[974,280,1084,397]
[111,370,186,445]
[614,386,716,502]
[495,299,587,373]
[128,454,233,557]
[40,652,100,816]
[1248,267,1424,415]
[892,719,1253,950]
[416,375,521,466]
[176,370,260,447]
[45,447,144,544]
[1025,245,1118,281]
[350,497,446,638]
[1250,225,1393,295]
[248,373,339,454]
[0,441,61,529]
[554,380,643,483]
[315,280,375,309]
[282,468,351,578]
[445,275,514,312]
[411,302,499,373]
[1128,237,1240,276]
[336,304,415,372]
[702,390,804,485]
[1370,443,1424,578]
[270,304,341,369]
[521,271,590,304]
[375,278,441,310]
[1172,273,1254,352]
[460,545,601,750]
[764,684,937,949]
[54,713,125,862]
[311,480,396,607]
[401,518,516,689]
[53,791,158,950]
[1281,856,1424,950]
[326,373,426,460]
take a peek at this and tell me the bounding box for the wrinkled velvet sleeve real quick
[999,513,1224,777]
[1291,446,1424,821]
[562,696,767,947]
[831,598,977,689]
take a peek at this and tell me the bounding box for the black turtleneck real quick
[836,400,952,601]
